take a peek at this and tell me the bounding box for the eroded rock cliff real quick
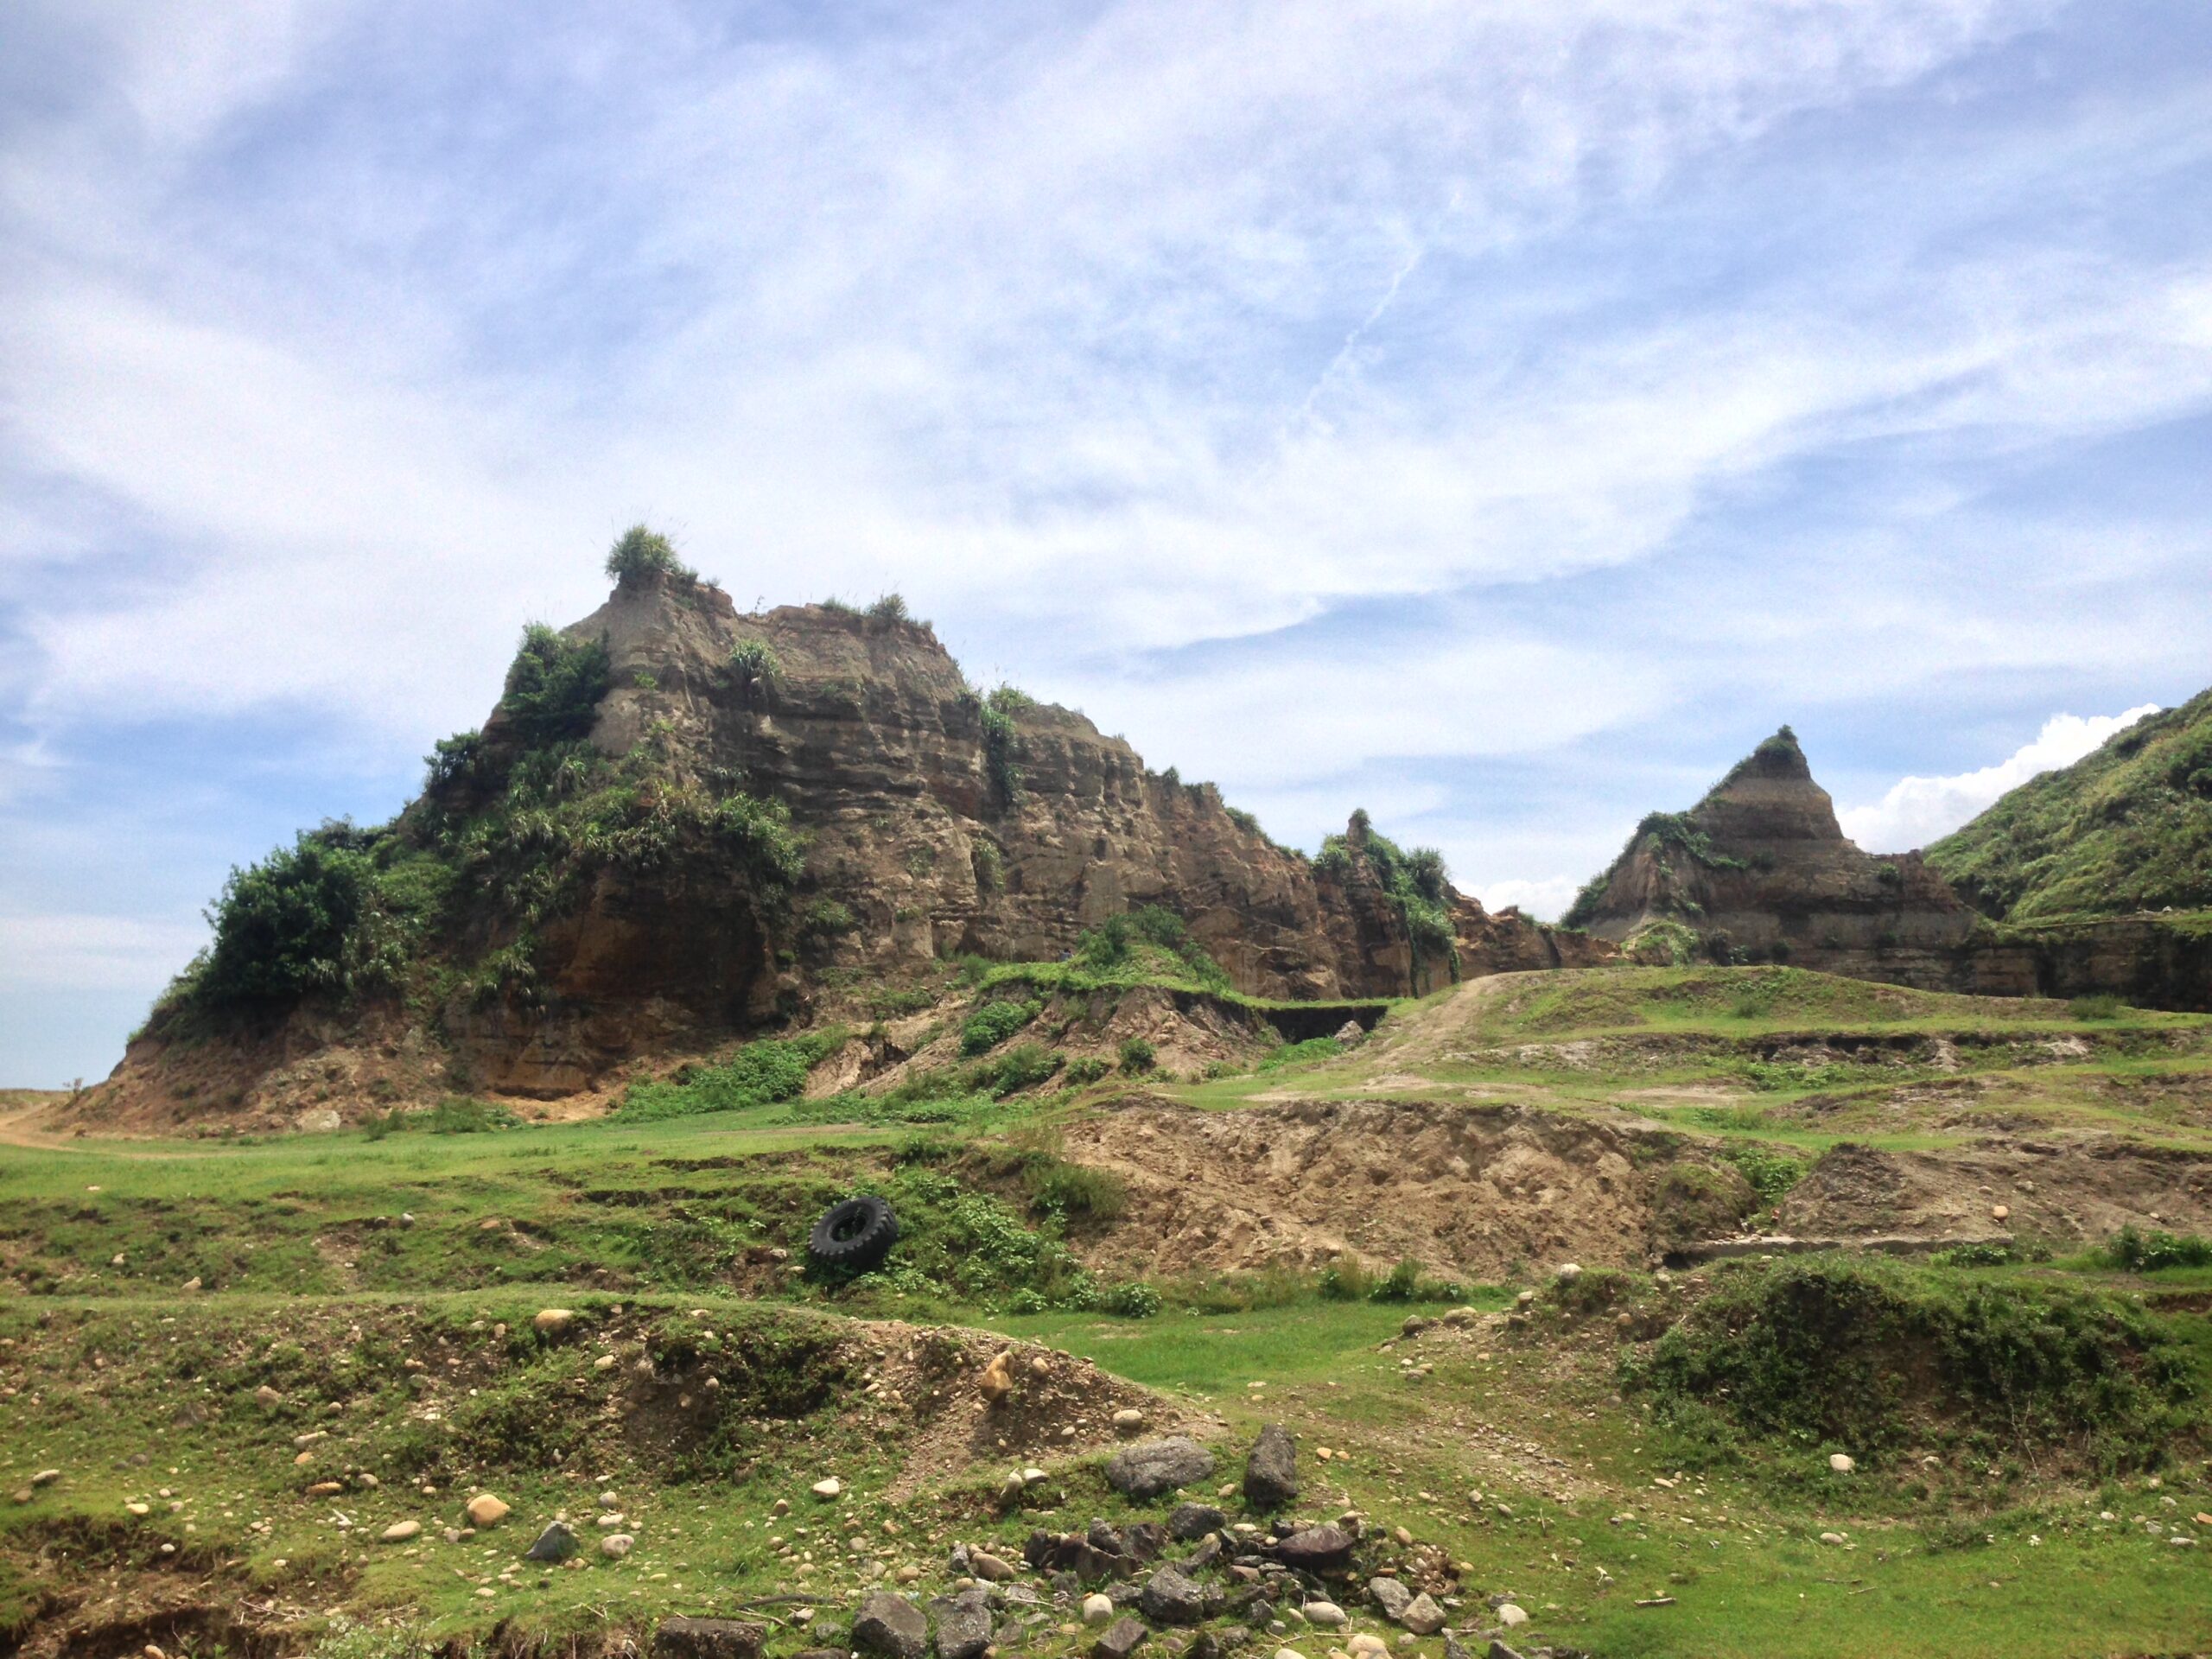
[99,566,1597,1114]
[1564,728,2024,991]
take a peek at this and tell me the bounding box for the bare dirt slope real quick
[1058,1095,1681,1279]
[1780,1136,2212,1243]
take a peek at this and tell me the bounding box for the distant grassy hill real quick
[1928,685,2212,922]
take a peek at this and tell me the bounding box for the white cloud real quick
[1471,875,1584,922]
[1839,705,2161,853]
[0,912,204,994]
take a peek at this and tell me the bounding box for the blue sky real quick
[3,0,2210,1085]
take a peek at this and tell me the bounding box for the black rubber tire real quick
[808,1196,899,1271]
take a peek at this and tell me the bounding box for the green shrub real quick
[976,1040,1061,1097]
[867,593,911,626]
[1116,1036,1156,1072]
[727,638,780,696]
[423,1096,519,1135]
[1062,1056,1110,1087]
[194,830,376,1010]
[604,524,695,586]
[1098,1281,1161,1319]
[802,898,858,938]
[961,999,1039,1055]
[499,624,613,749]
[424,729,494,795]
[1719,1144,1808,1208]
[616,1030,847,1122]
[1319,1258,1375,1301]
[981,702,1020,804]
[1027,1161,1127,1221]
[2070,994,2127,1021]
[2105,1225,2212,1272]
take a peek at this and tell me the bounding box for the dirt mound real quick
[1058,1095,1746,1279]
[1779,1136,2212,1243]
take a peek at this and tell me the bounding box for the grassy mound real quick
[1626,1255,2207,1475]
[1928,685,2212,921]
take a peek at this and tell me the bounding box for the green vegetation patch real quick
[1313,810,1457,988]
[1928,685,2212,920]
[618,1031,849,1122]
[1627,1255,2206,1475]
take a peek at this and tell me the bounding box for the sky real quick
[3,1,2210,1085]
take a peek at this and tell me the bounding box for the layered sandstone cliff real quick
[1565,728,2021,990]
[99,567,1597,1113]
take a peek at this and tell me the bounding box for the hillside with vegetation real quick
[1928,686,2212,922]
[9,535,2212,1659]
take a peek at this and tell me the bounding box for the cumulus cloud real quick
[1840,706,2162,853]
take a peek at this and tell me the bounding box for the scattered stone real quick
[1368,1578,1412,1620]
[1348,1637,1389,1658]
[466,1493,511,1528]
[1093,1617,1149,1659]
[381,1521,420,1542]
[852,1592,929,1659]
[1082,1594,1115,1625]
[1827,1454,1855,1474]
[1184,1534,1223,1571]
[1398,1595,1445,1637]
[602,1534,635,1559]
[254,1386,282,1406]
[533,1309,575,1338]
[1819,1532,1846,1547]
[932,1588,995,1659]
[1554,1263,1583,1283]
[524,1522,578,1562]
[1244,1426,1299,1511]
[25,1470,58,1490]
[652,1618,766,1659]
[812,1478,843,1500]
[1992,1205,2010,1221]
[1106,1439,1216,1501]
[306,1481,343,1497]
[1140,1566,1206,1625]
[1113,1408,1147,1434]
[1300,1602,1346,1629]
[1486,1645,1526,1659]
[1496,1605,1528,1629]
[1030,1356,1053,1379]
[125,1502,151,1517]
[1169,1503,1227,1541]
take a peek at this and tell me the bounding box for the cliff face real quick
[105,570,1595,1109]
[1565,728,2009,990]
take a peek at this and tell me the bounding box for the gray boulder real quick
[1368,1577,1412,1620]
[931,1589,994,1659]
[1400,1593,1446,1636]
[524,1522,577,1562]
[1243,1425,1298,1510]
[1093,1616,1149,1659]
[1106,1438,1216,1502]
[1138,1565,1206,1626]
[1167,1503,1227,1541]
[853,1592,929,1659]
[1268,1526,1355,1571]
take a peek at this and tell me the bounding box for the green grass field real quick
[5,965,2212,1657]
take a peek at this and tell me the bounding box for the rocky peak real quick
[1566,728,1978,982]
